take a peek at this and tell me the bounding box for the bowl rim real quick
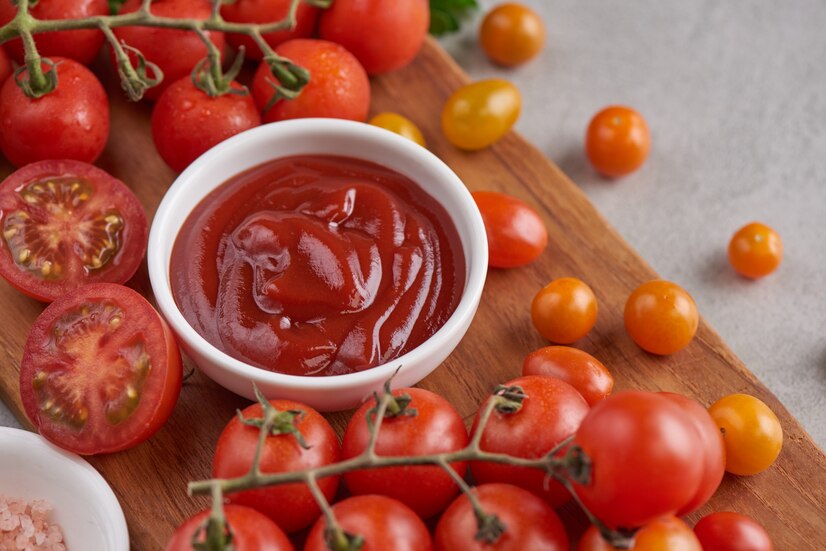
[148,118,488,391]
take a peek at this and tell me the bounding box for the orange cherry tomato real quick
[369,112,427,147]
[531,278,598,344]
[624,280,698,355]
[585,106,650,178]
[728,222,783,279]
[442,79,521,150]
[579,516,701,551]
[472,191,547,268]
[522,346,612,406]
[480,3,545,67]
[708,394,783,476]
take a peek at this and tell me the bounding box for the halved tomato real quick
[20,283,182,454]
[0,160,148,302]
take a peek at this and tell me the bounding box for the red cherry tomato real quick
[20,283,182,454]
[114,0,225,101]
[585,105,651,178]
[0,46,12,84]
[318,0,429,75]
[470,376,589,508]
[304,495,432,551]
[531,277,598,344]
[0,57,109,167]
[728,222,783,279]
[579,516,701,551]
[252,39,370,123]
[220,0,319,60]
[212,400,341,533]
[471,191,547,268]
[435,484,568,551]
[659,392,725,515]
[624,279,699,355]
[0,160,147,302]
[0,0,108,65]
[570,391,704,529]
[341,388,468,519]
[151,77,261,172]
[522,346,613,406]
[166,504,294,551]
[694,512,774,551]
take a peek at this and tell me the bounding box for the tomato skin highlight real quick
[708,393,783,476]
[728,222,783,279]
[694,511,774,551]
[318,0,429,75]
[579,516,701,551]
[442,79,522,150]
[166,504,294,551]
[531,277,598,344]
[220,0,319,61]
[522,346,613,406]
[152,78,262,173]
[342,388,468,519]
[0,57,109,167]
[624,279,699,355]
[471,191,547,268]
[480,3,545,67]
[585,105,650,177]
[304,495,433,551]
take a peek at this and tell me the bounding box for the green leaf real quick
[429,0,479,36]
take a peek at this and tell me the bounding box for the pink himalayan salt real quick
[0,496,66,551]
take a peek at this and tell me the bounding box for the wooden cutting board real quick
[0,38,824,549]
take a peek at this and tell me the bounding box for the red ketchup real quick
[170,155,465,376]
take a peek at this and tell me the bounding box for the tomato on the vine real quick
[166,504,293,551]
[578,516,701,551]
[341,387,468,519]
[708,393,783,476]
[435,484,568,551]
[728,222,783,279]
[624,279,698,355]
[694,512,774,551]
[585,106,650,178]
[480,3,545,67]
[20,283,182,455]
[0,46,12,84]
[220,0,319,60]
[522,346,613,406]
[531,277,598,344]
[212,399,341,533]
[0,0,108,65]
[252,39,370,123]
[0,57,109,167]
[152,77,261,173]
[570,391,704,529]
[0,160,147,302]
[304,495,432,551]
[471,190,547,268]
[442,79,521,150]
[470,376,589,508]
[369,112,427,147]
[318,0,429,75]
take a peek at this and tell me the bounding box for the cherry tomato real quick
[531,277,598,344]
[0,0,108,65]
[213,399,341,533]
[318,0,429,75]
[522,346,612,406]
[480,3,545,67]
[369,112,427,147]
[471,191,547,268]
[0,57,109,167]
[152,78,261,172]
[166,504,293,551]
[220,0,319,61]
[579,516,701,551]
[728,222,783,279]
[0,46,12,84]
[304,495,432,551]
[252,39,370,123]
[659,392,725,515]
[442,79,521,150]
[624,279,698,355]
[434,484,568,551]
[0,160,147,302]
[694,512,774,551]
[585,106,650,178]
[115,0,225,101]
[342,388,468,519]
[20,283,182,455]
[708,393,783,476]
[470,376,589,508]
[570,391,704,529]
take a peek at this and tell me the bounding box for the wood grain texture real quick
[1,38,824,549]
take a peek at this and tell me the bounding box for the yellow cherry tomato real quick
[369,112,427,147]
[441,79,521,151]
[531,277,598,344]
[624,280,698,355]
[480,3,546,67]
[708,394,783,476]
[728,222,783,279]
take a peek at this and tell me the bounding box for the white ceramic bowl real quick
[148,119,487,411]
[0,427,129,550]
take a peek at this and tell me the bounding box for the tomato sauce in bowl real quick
[170,155,465,377]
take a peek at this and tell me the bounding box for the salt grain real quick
[0,496,66,551]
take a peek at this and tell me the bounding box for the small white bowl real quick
[148,119,487,411]
[0,427,129,550]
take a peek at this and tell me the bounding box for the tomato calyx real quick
[474,509,507,544]
[112,43,164,101]
[191,48,248,98]
[14,56,59,98]
[492,384,527,414]
[191,487,236,551]
[366,376,418,426]
[259,54,311,111]
[323,525,365,551]
[237,386,310,449]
